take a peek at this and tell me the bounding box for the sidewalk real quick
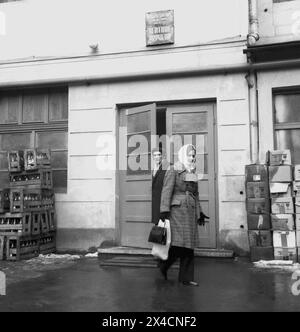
[0,256,300,312]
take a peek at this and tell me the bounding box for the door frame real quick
[116,99,219,249]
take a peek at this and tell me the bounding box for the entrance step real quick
[98,247,234,268]
[99,255,179,269]
[98,246,234,258]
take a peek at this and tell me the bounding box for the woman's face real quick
[187,150,196,165]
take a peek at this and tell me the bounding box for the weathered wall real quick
[258,0,300,43]
[0,0,248,60]
[56,43,250,253]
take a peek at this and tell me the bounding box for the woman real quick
[158,144,209,286]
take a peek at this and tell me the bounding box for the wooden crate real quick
[0,189,10,213]
[246,199,271,214]
[250,247,274,262]
[39,232,56,255]
[24,188,54,211]
[10,188,24,213]
[8,151,24,173]
[0,213,31,236]
[24,149,37,171]
[47,209,56,231]
[247,214,271,230]
[0,235,5,260]
[40,210,49,234]
[36,149,51,168]
[10,188,54,212]
[6,234,39,261]
[248,231,273,247]
[10,169,53,189]
[31,212,41,235]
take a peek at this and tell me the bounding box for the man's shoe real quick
[182,281,199,287]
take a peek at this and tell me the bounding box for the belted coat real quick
[160,163,202,250]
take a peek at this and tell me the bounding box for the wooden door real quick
[119,104,156,248]
[166,104,217,248]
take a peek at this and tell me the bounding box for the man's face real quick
[152,152,162,166]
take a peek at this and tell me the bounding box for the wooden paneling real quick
[22,91,47,123]
[36,131,68,149]
[49,90,68,121]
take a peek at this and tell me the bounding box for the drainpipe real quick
[246,0,259,164]
[246,71,259,164]
[248,0,259,46]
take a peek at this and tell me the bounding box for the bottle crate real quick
[0,213,31,236]
[9,169,53,189]
[10,188,54,213]
[6,234,39,261]
[40,210,49,234]
[10,188,24,213]
[7,151,24,173]
[47,209,56,231]
[36,149,51,168]
[0,235,5,260]
[24,149,37,171]
[31,212,41,235]
[39,232,56,255]
[24,149,51,171]
[0,189,10,213]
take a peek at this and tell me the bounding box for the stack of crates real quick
[267,150,297,262]
[294,165,300,260]
[246,164,273,262]
[0,148,56,261]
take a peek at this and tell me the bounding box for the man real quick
[151,147,168,225]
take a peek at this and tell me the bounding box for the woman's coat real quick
[160,163,202,249]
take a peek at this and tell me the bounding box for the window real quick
[274,92,300,164]
[0,87,68,193]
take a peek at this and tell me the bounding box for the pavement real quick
[0,255,300,312]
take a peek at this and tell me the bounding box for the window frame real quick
[273,89,300,166]
[0,87,68,193]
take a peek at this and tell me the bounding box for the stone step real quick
[99,255,179,269]
[98,246,234,259]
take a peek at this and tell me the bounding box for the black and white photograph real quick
[0,0,300,317]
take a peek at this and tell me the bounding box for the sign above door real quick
[145,10,174,46]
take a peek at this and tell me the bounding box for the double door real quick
[119,103,216,248]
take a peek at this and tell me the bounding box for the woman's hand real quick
[198,212,209,226]
[160,212,170,221]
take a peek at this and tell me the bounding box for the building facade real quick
[0,0,254,255]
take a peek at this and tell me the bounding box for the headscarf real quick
[178,144,196,173]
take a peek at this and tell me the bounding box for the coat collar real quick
[174,162,186,174]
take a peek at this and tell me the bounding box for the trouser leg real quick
[160,246,180,273]
[178,248,195,283]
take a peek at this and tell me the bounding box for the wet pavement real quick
[0,256,300,312]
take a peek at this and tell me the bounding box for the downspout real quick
[247,0,260,164]
[248,0,259,46]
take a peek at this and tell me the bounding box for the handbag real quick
[148,222,167,245]
[151,219,171,260]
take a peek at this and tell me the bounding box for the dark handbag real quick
[148,223,167,245]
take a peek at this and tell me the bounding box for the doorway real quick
[118,103,217,248]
